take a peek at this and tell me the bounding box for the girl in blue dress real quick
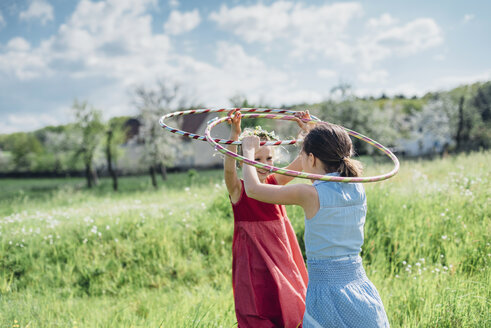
[241,122,390,328]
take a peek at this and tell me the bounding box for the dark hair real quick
[302,123,363,177]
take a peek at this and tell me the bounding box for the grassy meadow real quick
[0,151,489,327]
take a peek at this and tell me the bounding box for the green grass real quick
[0,152,489,327]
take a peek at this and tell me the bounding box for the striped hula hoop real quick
[159,108,320,146]
[205,114,400,183]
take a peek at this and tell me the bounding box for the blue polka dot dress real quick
[303,174,390,327]
[303,256,389,327]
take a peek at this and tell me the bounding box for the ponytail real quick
[338,157,363,177]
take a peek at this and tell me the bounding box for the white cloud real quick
[210,2,362,63]
[358,69,388,84]
[317,69,337,79]
[8,112,60,127]
[1,0,173,82]
[366,13,398,28]
[169,0,179,8]
[373,18,443,54]
[435,70,491,90]
[463,14,474,23]
[7,37,31,51]
[0,37,51,80]
[19,0,54,25]
[0,112,64,134]
[214,42,323,105]
[356,70,491,98]
[160,42,320,107]
[209,2,294,43]
[433,54,445,61]
[0,0,318,131]
[0,11,6,30]
[164,9,201,35]
[0,0,177,126]
[189,42,291,106]
[357,17,443,71]
[0,0,471,134]
[209,2,443,72]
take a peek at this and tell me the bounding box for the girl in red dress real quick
[224,110,309,328]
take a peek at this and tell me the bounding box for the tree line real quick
[0,81,489,189]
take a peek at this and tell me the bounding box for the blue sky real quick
[0,0,490,133]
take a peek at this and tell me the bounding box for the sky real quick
[0,0,490,133]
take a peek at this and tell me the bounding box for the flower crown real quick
[239,126,279,141]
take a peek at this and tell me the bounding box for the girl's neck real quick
[309,167,330,175]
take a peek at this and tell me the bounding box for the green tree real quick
[313,99,403,155]
[469,82,491,149]
[446,82,491,152]
[7,132,43,171]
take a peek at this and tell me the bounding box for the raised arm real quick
[274,110,314,186]
[224,110,242,203]
[242,136,317,213]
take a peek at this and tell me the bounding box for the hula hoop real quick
[159,108,320,146]
[205,114,400,183]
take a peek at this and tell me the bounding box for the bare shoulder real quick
[295,183,318,200]
[295,183,319,219]
[282,182,318,206]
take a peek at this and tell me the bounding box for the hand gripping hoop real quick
[204,113,400,183]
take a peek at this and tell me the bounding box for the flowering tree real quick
[134,81,189,188]
[409,97,456,155]
[72,100,104,188]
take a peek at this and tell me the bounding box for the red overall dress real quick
[231,175,308,328]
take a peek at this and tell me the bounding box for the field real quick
[0,151,489,327]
